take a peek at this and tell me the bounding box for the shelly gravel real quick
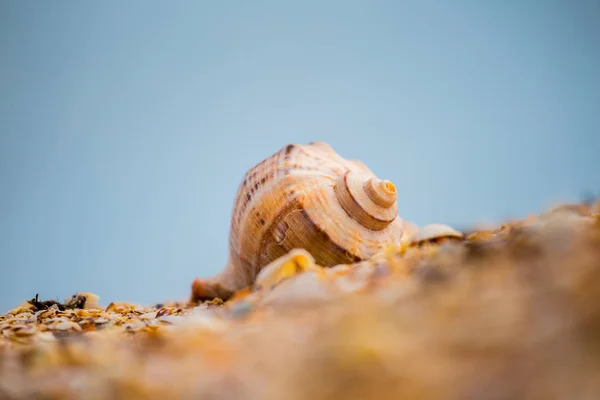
[1,202,600,400]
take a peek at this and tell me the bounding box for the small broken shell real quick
[544,203,592,218]
[409,224,464,246]
[254,249,322,292]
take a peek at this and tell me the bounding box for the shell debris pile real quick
[1,203,599,399]
[2,142,600,399]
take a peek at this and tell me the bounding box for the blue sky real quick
[1,1,599,311]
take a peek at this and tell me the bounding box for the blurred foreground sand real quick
[1,202,600,400]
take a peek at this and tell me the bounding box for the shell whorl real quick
[334,170,398,231]
[227,141,405,286]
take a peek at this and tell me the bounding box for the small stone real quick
[260,270,333,309]
[94,317,110,325]
[139,312,157,320]
[54,321,82,332]
[12,325,37,337]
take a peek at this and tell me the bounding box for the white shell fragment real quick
[409,223,464,245]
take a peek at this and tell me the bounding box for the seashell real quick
[191,141,408,302]
[544,203,592,217]
[253,249,323,292]
[408,223,464,246]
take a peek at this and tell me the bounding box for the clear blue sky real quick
[1,1,599,311]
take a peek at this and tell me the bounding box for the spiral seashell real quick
[191,141,409,302]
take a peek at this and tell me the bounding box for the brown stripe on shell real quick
[283,165,325,176]
[234,145,300,225]
[242,146,285,189]
[296,145,333,169]
[249,171,275,198]
[235,171,280,225]
[284,143,296,157]
[244,161,266,184]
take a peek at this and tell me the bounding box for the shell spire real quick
[334,170,399,231]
